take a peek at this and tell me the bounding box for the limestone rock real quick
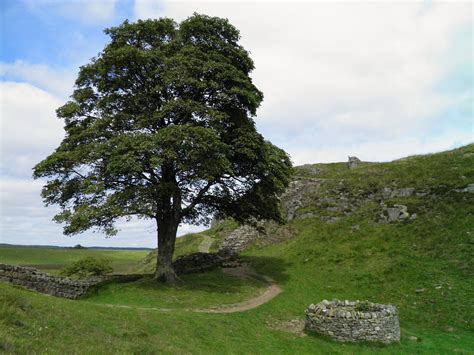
[385,204,410,222]
[454,183,474,193]
[347,156,361,169]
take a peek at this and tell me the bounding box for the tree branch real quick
[181,179,217,216]
[70,169,87,179]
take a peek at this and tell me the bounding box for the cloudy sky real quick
[1,0,472,248]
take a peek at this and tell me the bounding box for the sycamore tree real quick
[34,14,292,284]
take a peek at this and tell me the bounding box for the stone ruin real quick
[218,225,260,255]
[173,252,233,274]
[0,263,102,299]
[173,225,260,274]
[305,299,400,343]
[347,156,361,169]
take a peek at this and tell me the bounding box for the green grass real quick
[1,145,473,353]
[0,245,149,275]
[84,270,266,309]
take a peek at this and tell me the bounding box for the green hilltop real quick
[1,144,473,353]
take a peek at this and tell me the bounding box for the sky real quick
[0,0,472,248]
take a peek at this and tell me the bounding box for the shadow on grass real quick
[241,255,291,284]
[304,328,396,349]
[84,255,290,300]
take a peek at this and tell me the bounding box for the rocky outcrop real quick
[454,183,474,193]
[277,177,425,224]
[0,263,102,299]
[381,187,416,198]
[347,156,361,169]
[280,178,323,221]
[305,300,400,343]
[379,204,418,222]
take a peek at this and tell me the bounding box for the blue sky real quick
[0,0,472,247]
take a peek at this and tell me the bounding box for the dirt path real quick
[89,263,282,314]
[198,234,213,253]
[196,263,282,313]
[87,236,281,314]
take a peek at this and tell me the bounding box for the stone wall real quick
[305,300,400,343]
[173,252,232,274]
[218,225,260,255]
[0,263,102,299]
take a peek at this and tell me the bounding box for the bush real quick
[60,257,113,279]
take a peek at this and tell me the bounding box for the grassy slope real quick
[1,145,473,354]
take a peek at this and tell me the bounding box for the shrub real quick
[60,257,113,279]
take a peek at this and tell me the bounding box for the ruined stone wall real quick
[0,263,100,299]
[305,300,400,343]
[218,225,260,255]
[173,252,232,274]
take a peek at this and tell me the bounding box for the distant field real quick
[0,245,149,275]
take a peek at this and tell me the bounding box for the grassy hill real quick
[1,144,473,353]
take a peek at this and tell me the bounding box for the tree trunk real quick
[154,219,181,284]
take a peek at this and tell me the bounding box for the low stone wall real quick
[173,252,233,274]
[305,300,400,343]
[0,263,102,299]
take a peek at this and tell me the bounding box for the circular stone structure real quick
[305,300,400,343]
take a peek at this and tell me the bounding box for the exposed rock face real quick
[305,300,400,343]
[454,183,474,193]
[277,177,424,225]
[280,178,323,221]
[386,204,410,222]
[0,263,102,299]
[347,156,361,169]
[380,204,417,223]
[218,225,260,255]
[381,187,415,198]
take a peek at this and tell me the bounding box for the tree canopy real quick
[34,14,292,283]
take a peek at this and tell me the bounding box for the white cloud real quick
[135,1,472,161]
[0,176,206,247]
[0,60,76,99]
[0,82,64,178]
[289,130,474,165]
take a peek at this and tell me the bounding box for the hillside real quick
[1,144,473,353]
